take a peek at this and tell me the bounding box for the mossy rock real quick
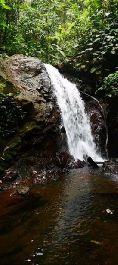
[0,55,61,185]
[19,121,40,134]
[0,76,18,95]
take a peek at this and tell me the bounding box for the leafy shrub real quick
[72,1,118,81]
[96,71,118,97]
[0,0,118,83]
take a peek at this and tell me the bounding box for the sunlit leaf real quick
[90,67,97,73]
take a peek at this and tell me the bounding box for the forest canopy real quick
[0,0,118,85]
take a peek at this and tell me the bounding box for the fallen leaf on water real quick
[106,208,114,215]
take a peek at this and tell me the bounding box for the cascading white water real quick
[45,64,102,161]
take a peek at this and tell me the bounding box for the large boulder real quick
[0,55,63,183]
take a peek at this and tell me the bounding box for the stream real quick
[0,168,118,265]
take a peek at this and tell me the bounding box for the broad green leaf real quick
[90,67,97,73]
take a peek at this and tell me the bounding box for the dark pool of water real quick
[0,168,118,265]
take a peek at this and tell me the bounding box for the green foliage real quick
[72,0,118,79]
[0,0,118,83]
[0,0,10,9]
[96,71,118,97]
[0,76,17,95]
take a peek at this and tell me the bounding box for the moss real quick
[19,121,39,134]
[1,136,22,161]
[0,76,18,95]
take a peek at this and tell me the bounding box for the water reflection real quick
[0,168,118,265]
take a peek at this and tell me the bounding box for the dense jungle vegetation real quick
[0,0,118,94]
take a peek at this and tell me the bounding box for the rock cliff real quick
[0,55,64,187]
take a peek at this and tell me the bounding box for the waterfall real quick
[45,64,102,161]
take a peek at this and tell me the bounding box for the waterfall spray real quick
[45,64,102,161]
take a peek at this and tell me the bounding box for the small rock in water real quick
[87,157,99,169]
[16,185,30,195]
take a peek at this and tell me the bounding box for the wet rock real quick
[16,185,30,196]
[0,55,63,184]
[3,168,18,182]
[106,97,118,158]
[33,170,47,185]
[85,99,107,156]
[102,160,118,174]
[75,159,86,168]
[55,151,73,168]
[55,151,85,169]
[87,156,99,169]
[0,94,26,139]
